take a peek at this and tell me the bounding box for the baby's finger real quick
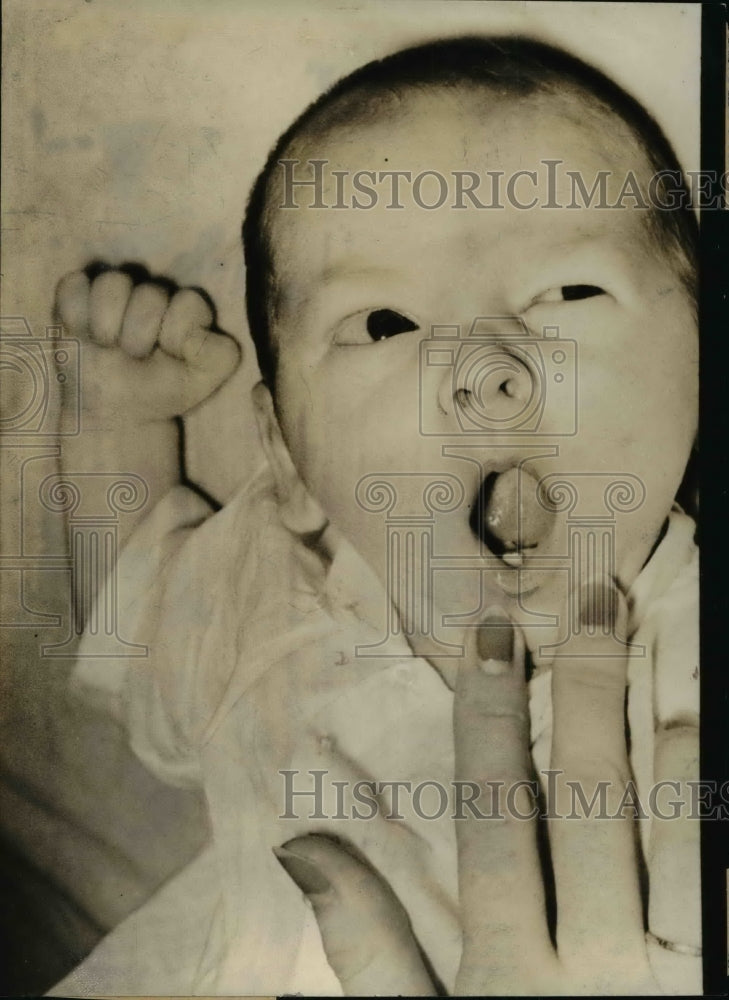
[453,612,554,992]
[88,269,134,347]
[158,287,214,360]
[54,270,90,336]
[274,834,436,996]
[157,288,241,400]
[646,718,702,995]
[120,282,170,358]
[549,582,646,978]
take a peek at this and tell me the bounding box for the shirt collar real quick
[627,505,697,633]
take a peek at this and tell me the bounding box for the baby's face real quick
[266,89,697,659]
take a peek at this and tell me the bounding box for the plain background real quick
[2,0,701,501]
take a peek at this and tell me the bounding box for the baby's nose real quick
[438,330,537,433]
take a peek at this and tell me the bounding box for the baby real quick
[49,36,699,995]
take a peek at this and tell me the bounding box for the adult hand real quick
[273,581,700,995]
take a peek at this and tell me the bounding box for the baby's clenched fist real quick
[54,264,241,428]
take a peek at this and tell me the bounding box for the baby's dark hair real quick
[242,34,697,388]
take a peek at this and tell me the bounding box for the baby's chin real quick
[419,525,658,675]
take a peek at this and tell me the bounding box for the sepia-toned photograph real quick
[1,1,719,995]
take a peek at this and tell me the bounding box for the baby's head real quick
[242,36,698,655]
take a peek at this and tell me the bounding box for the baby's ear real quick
[251,381,328,536]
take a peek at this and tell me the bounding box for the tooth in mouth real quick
[470,466,552,562]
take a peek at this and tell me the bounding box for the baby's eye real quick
[561,284,605,301]
[533,284,606,304]
[366,309,420,340]
[334,308,420,345]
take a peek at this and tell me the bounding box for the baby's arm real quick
[56,266,240,536]
[51,265,240,630]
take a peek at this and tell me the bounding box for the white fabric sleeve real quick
[69,485,214,783]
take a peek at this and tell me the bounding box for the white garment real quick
[54,468,699,996]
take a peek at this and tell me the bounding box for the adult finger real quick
[453,610,554,993]
[273,834,435,996]
[549,581,647,982]
[646,717,702,995]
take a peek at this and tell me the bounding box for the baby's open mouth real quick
[470,466,552,567]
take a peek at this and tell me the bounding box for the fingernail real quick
[273,845,331,896]
[477,606,513,674]
[578,581,618,629]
